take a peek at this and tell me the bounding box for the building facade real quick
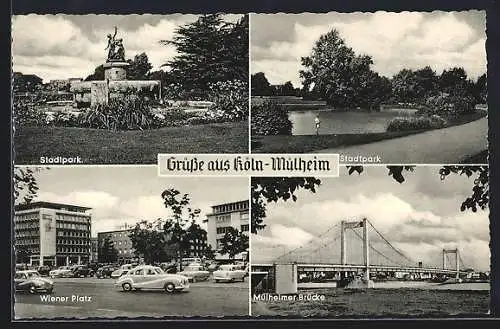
[184,228,209,259]
[97,228,135,263]
[90,237,98,263]
[14,202,92,267]
[206,200,249,260]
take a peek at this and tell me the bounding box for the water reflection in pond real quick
[289,108,418,135]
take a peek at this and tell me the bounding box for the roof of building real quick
[97,228,135,236]
[14,201,92,212]
[210,200,249,209]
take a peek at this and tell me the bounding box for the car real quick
[15,270,54,294]
[178,264,210,282]
[115,265,190,293]
[111,264,135,279]
[96,265,117,278]
[49,266,73,278]
[213,264,246,283]
[71,265,94,278]
[36,266,51,277]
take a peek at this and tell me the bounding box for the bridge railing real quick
[251,263,468,274]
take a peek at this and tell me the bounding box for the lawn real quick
[14,121,249,164]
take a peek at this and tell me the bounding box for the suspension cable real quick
[274,222,340,261]
[349,228,408,266]
[366,219,415,263]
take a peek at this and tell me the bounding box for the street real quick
[14,276,249,319]
[314,116,488,163]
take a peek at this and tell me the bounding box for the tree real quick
[299,29,384,109]
[14,167,48,205]
[128,189,205,267]
[15,245,31,264]
[414,66,439,100]
[129,219,171,264]
[127,52,153,80]
[160,14,248,96]
[12,72,43,93]
[219,227,249,259]
[85,65,105,81]
[160,188,202,269]
[439,67,469,96]
[202,244,216,260]
[251,72,273,96]
[251,177,322,233]
[473,73,487,104]
[391,68,419,103]
[98,236,118,263]
[275,81,296,96]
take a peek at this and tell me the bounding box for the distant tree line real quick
[251,28,487,110]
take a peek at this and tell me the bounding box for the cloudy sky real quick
[21,166,248,236]
[252,166,490,272]
[251,11,486,87]
[11,14,243,82]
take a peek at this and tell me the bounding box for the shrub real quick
[50,111,82,127]
[78,95,156,131]
[387,115,447,132]
[13,100,47,127]
[425,93,476,116]
[208,79,249,121]
[251,101,292,136]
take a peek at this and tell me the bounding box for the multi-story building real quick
[183,229,209,259]
[97,228,135,263]
[14,201,92,267]
[206,200,249,260]
[90,237,98,263]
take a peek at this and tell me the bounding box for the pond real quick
[289,108,418,135]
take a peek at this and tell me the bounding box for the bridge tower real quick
[341,218,370,282]
[442,248,460,279]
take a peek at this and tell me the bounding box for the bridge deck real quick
[251,263,467,274]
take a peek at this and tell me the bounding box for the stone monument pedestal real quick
[103,61,130,81]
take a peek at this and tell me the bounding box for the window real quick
[134,269,144,275]
[146,268,156,275]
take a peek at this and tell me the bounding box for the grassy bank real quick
[252,130,429,153]
[15,121,248,164]
[252,111,487,153]
[461,150,489,164]
[252,288,489,318]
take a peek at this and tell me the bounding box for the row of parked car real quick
[14,261,249,295]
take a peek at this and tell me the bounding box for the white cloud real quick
[37,190,119,209]
[252,12,486,86]
[12,14,242,81]
[254,192,490,271]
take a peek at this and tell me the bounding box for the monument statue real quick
[105,26,125,62]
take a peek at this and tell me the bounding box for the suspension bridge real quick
[251,218,471,293]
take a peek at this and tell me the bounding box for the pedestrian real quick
[314,115,321,135]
